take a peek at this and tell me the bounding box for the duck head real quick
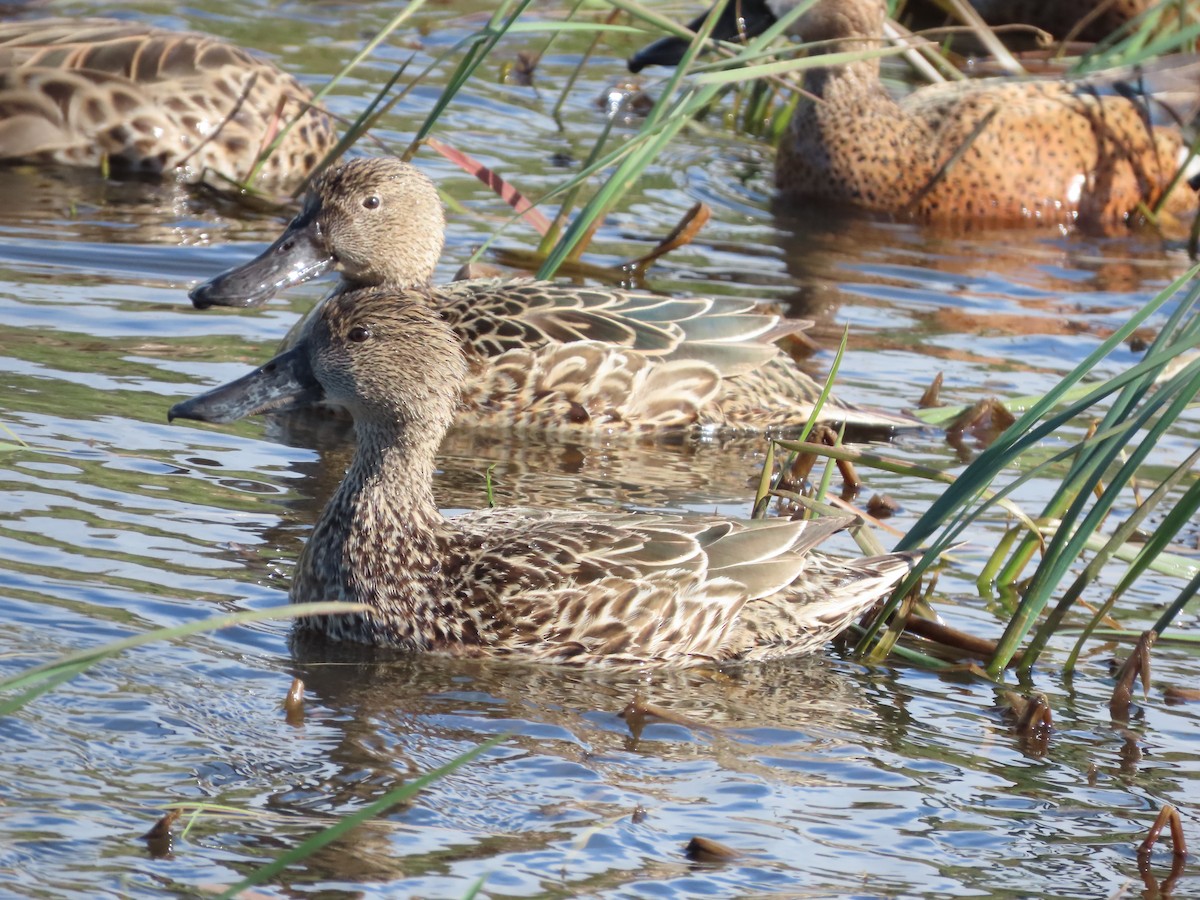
[190,158,447,309]
[172,287,466,443]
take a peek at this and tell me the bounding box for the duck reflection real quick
[768,206,1191,367]
[254,638,877,888]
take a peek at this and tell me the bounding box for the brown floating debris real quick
[1127,329,1156,353]
[866,493,900,519]
[141,808,181,842]
[283,677,306,726]
[596,81,655,119]
[906,617,1015,664]
[779,427,861,496]
[1000,690,1052,755]
[1138,804,1187,859]
[625,202,711,275]
[502,50,539,86]
[1164,686,1200,705]
[1003,696,1051,734]
[919,371,944,408]
[619,696,717,737]
[835,460,861,496]
[685,836,744,863]
[1110,630,1157,721]
[142,808,181,858]
[946,398,1016,450]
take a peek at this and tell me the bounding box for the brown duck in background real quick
[169,287,919,665]
[629,0,1199,233]
[0,18,335,188]
[190,156,918,435]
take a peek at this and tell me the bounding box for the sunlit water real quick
[0,1,1198,897]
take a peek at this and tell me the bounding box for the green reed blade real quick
[407,0,539,151]
[899,268,1200,554]
[751,439,776,520]
[0,602,366,714]
[1064,455,1200,671]
[218,736,505,899]
[250,1,430,187]
[999,353,1200,676]
[691,44,907,83]
[1152,570,1200,635]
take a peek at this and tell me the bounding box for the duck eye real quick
[348,325,372,343]
[362,195,381,210]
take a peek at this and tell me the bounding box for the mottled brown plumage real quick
[631,0,1198,233]
[170,289,919,665]
[0,18,335,187]
[190,156,917,434]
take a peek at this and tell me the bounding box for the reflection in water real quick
[0,0,1198,895]
[256,644,898,892]
[774,207,1189,344]
[266,410,796,514]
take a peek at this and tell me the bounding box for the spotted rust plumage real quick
[0,18,335,188]
[189,156,918,434]
[631,0,1199,233]
[171,288,920,665]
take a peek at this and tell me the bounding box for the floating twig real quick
[685,836,744,863]
[1110,630,1157,721]
[1138,804,1187,859]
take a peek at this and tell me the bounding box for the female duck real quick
[189,156,915,434]
[0,18,335,188]
[630,0,1198,232]
[169,289,917,665]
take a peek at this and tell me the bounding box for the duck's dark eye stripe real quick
[348,325,372,343]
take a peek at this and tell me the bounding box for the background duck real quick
[190,156,918,435]
[0,18,335,188]
[629,0,1199,233]
[169,287,919,665]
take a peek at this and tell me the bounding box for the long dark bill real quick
[168,345,324,424]
[189,204,335,309]
[628,0,778,72]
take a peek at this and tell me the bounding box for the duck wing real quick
[454,508,910,664]
[437,278,814,371]
[0,18,332,184]
[459,341,722,431]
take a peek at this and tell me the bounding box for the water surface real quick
[0,1,1197,897]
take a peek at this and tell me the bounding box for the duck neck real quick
[295,416,453,644]
[806,51,884,104]
[800,0,888,99]
[349,270,435,292]
[344,421,444,533]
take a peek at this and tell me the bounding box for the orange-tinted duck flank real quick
[169,288,919,665]
[630,0,1198,232]
[0,18,335,187]
[189,156,918,435]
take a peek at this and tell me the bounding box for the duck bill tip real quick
[168,345,324,424]
[189,214,334,309]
